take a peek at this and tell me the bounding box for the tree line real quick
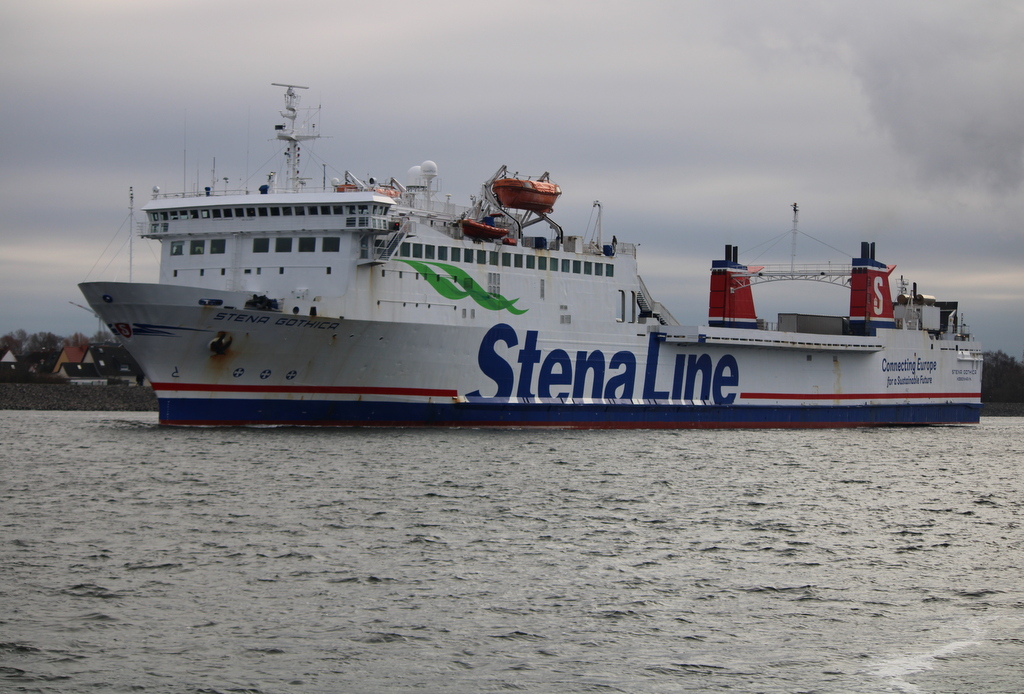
[2,329,114,355]
[980,350,1024,403]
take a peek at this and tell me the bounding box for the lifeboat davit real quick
[461,218,508,241]
[492,178,561,214]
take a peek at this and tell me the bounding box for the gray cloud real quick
[1,0,1022,352]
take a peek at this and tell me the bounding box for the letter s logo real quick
[872,276,884,315]
[468,323,518,398]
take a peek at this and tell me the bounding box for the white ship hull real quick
[80,281,981,427]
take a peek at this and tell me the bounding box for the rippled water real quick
[2,411,1023,693]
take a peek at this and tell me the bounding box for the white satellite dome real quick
[406,165,423,186]
[420,160,438,179]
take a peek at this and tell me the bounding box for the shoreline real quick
[0,383,158,412]
[1,383,1021,417]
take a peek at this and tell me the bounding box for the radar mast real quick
[271,83,319,192]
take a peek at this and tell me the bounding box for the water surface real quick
[2,412,1022,692]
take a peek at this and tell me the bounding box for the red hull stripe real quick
[150,382,458,398]
[742,391,980,400]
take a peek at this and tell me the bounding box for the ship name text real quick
[471,324,739,403]
[214,312,340,330]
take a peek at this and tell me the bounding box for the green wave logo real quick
[396,259,528,314]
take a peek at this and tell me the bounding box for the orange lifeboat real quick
[461,218,508,241]
[492,178,561,214]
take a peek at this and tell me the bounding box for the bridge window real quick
[253,238,269,253]
[170,241,183,256]
[322,237,340,252]
[190,240,205,255]
[210,239,226,254]
[298,237,316,252]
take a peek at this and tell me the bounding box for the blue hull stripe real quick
[159,397,982,427]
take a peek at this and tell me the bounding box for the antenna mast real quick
[790,202,799,272]
[128,187,134,283]
[271,83,317,192]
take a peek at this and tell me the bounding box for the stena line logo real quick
[469,324,740,403]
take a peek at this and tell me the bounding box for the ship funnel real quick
[849,241,896,335]
[709,245,757,329]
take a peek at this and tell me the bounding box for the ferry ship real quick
[80,84,983,427]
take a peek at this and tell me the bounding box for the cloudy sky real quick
[3,0,1022,353]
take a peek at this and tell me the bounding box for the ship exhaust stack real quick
[849,242,896,336]
[709,245,758,329]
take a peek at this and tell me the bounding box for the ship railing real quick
[614,242,637,258]
[151,188,260,199]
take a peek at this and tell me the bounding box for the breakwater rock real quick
[0,384,158,412]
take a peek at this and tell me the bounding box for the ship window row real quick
[169,237,341,256]
[392,242,613,277]
[172,267,334,278]
[151,216,387,235]
[152,204,388,222]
